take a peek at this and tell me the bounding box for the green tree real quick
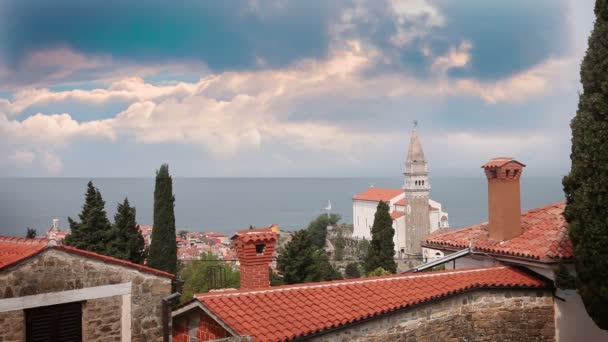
[334,229,345,261]
[367,267,392,277]
[277,229,341,284]
[270,268,285,286]
[345,262,361,279]
[307,213,341,249]
[64,181,112,254]
[180,252,240,303]
[364,201,396,274]
[562,0,608,330]
[148,164,178,274]
[25,227,37,239]
[357,238,370,260]
[555,262,576,290]
[109,198,146,264]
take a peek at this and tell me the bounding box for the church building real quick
[352,126,448,260]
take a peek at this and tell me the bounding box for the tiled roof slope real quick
[353,188,403,202]
[390,211,405,220]
[231,227,277,243]
[0,237,48,270]
[424,201,571,262]
[197,266,547,342]
[0,236,175,278]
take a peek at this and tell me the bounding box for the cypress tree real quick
[364,201,396,274]
[148,164,178,274]
[109,198,146,264]
[562,0,608,330]
[64,181,112,254]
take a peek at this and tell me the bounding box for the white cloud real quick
[431,41,472,74]
[0,150,35,168]
[41,151,63,175]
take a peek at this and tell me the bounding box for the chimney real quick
[482,157,526,241]
[232,227,277,290]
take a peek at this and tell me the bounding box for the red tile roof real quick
[0,236,175,278]
[0,237,48,270]
[391,211,405,220]
[353,188,403,202]
[195,266,547,341]
[395,198,407,206]
[424,201,572,262]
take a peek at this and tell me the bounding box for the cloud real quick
[0,150,35,168]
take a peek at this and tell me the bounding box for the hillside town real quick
[1,1,608,342]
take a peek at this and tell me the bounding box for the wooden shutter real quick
[26,301,82,342]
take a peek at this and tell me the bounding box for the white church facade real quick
[352,127,448,261]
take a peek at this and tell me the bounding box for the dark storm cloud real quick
[0,0,337,70]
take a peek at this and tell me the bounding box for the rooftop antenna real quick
[324,200,332,218]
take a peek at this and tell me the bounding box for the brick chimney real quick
[482,157,526,241]
[232,227,277,290]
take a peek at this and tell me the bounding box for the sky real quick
[0,0,597,177]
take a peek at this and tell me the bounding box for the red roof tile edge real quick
[0,236,175,279]
[423,201,570,262]
[195,266,548,340]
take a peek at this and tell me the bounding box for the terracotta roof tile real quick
[390,211,405,220]
[196,266,547,341]
[231,227,277,243]
[0,237,48,270]
[0,236,175,278]
[481,157,526,168]
[424,201,571,262]
[353,188,403,202]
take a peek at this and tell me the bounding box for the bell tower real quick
[402,121,431,256]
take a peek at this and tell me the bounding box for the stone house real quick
[173,227,555,341]
[0,237,175,342]
[422,157,608,341]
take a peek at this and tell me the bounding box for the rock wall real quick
[313,289,555,342]
[0,310,24,341]
[0,249,172,341]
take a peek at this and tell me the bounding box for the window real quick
[26,301,82,342]
[255,244,265,254]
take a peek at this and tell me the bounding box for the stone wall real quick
[0,310,24,341]
[0,248,172,341]
[313,289,555,342]
[83,296,122,341]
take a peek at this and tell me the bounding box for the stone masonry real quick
[0,249,172,342]
[314,289,555,342]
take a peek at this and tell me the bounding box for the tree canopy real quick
[64,181,113,254]
[277,229,341,284]
[307,213,341,249]
[25,227,37,239]
[108,198,146,264]
[148,164,178,274]
[364,201,396,274]
[562,0,608,330]
[180,252,240,303]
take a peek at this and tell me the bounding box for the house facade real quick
[173,227,555,342]
[0,237,175,342]
[423,157,608,342]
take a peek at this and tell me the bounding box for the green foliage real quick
[108,198,146,264]
[367,267,392,277]
[364,201,397,274]
[270,268,285,286]
[64,181,113,254]
[356,238,370,259]
[177,230,189,238]
[25,227,37,239]
[307,213,341,249]
[334,229,345,261]
[180,252,240,303]
[148,164,178,274]
[562,0,608,330]
[555,262,576,290]
[345,262,361,279]
[277,229,341,284]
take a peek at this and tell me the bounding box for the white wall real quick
[555,289,608,342]
[353,200,381,240]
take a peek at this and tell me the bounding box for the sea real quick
[0,177,565,237]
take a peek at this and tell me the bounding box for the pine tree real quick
[307,213,341,249]
[148,164,178,274]
[25,227,37,239]
[64,181,112,254]
[109,198,146,264]
[364,201,396,274]
[277,229,341,284]
[562,0,608,330]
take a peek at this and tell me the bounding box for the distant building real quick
[172,227,555,341]
[422,157,608,341]
[45,218,68,242]
[0,236,175,341]
[352,127,448,259]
